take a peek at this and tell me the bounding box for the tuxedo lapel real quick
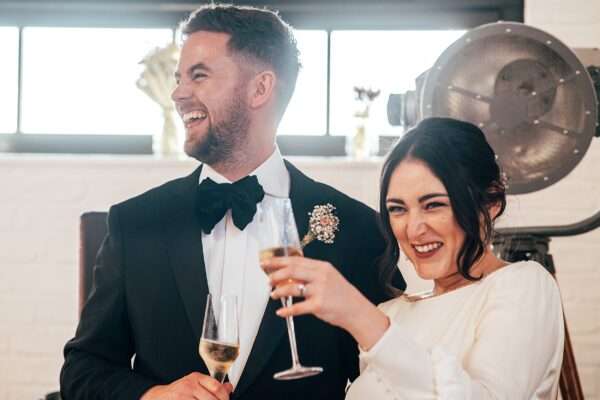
[161,166,209,343]
[287,161,312,242]
[286,160,334,262]
[233,296,285,396]
[233,160,322,397]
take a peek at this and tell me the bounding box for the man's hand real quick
[140,372,233,400]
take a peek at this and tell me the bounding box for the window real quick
[278,30,328,136]
[3,26,471,154]
[20,27,173,135]
[0,27,19,133]
[329,30,466,137]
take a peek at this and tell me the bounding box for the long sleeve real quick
[353,262,564,400]
[60,207,158,400]
[339,205,405,383]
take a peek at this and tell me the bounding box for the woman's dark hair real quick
[379,117,507,294]
[180,4,300,120]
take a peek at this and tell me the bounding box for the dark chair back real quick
[44,212,108,399]
[79,211,108,314]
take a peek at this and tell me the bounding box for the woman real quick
[263,117,564,399]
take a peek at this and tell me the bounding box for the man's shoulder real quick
[287,161,378,222]
[311,179,376,218]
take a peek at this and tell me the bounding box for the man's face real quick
[172,31,251,164]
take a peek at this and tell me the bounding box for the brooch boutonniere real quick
[300,203,340,248]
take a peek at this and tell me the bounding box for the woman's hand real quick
[262,256,390,350]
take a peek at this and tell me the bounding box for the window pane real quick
[278,30,327,135]
[21,27,173,135]
[330,30,466,136]
[0,27,19,133]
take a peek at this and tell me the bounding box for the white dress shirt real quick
[199,147,290,387]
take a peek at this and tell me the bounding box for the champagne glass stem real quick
[215,371,227,384]
[281,296,301,367]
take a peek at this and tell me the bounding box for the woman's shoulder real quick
[377,296,404,315]
[488,260,555,286]
[376,293,417,316]
[375,261,560,314]
[484,260,561,303]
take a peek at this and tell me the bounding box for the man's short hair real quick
[180,4,301,120]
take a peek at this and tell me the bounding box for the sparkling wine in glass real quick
[199,294,240,383]
[258,197,323,380]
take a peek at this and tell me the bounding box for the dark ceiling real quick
[0,0,523,29]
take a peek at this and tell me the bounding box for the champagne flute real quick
[258,197,323,380]
[199,294,240,383]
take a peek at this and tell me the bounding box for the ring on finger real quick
[297,283,307,297]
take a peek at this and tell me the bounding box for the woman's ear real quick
[488,201,502,221]
[247,70,276,109]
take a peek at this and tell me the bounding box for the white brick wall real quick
[524,1,600,397]
[2,1,600,397]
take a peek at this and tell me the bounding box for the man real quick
[60,4,405,400]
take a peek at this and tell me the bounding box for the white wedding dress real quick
[346,261,564,400]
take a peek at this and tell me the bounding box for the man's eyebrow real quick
[174,62,212,80]
[189,62,212,74]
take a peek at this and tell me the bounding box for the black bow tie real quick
[195,175,265,234]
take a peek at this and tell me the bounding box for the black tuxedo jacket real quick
[61,161,405,400]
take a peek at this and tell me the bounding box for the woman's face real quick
[386,158,465,280]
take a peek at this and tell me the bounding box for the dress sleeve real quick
[359,263,564,399]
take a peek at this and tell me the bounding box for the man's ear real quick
[247,70,276,109]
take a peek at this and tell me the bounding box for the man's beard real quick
[185,90,250,165]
